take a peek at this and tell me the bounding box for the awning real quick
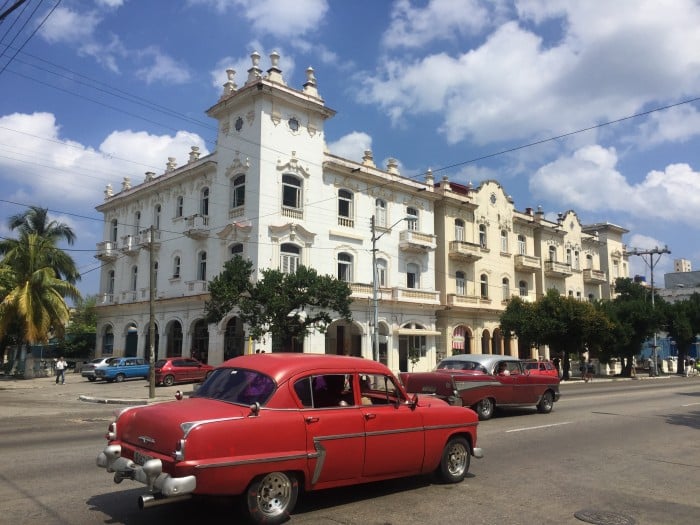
[395,328,442,336]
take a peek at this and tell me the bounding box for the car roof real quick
[221,353,391,384]
[439,354,521,370]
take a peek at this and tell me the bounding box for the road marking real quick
[506,421,572,433]
[681,402,700,407]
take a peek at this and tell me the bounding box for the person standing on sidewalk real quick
[55,356,67,385]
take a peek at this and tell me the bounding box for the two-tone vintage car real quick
[400,354,560,421]
[96,354,484,524]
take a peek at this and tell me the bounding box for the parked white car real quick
[81,357,117,382]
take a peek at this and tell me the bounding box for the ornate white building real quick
[94,52,629,373]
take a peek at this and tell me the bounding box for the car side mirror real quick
[249,402,261,417]
[409,394,419,410]
[174,390,183,401]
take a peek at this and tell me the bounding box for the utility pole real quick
[627,245,671,376]
[148,225,156,398]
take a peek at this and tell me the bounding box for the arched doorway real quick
[325,320,361,357]
[166,321,183,357]
[493,328,503,355]
[224,317,245,360]
[452,325,473,355]
[102,325,114,356]
[191,319,210,363]
[398,323,427,373]
[481,329,491,354]
[125,324,138,357]
[144,324,160,361]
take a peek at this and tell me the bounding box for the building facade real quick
[94,52,629,374]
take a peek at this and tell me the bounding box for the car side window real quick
[293,374,354,408]
[359,374,404,405]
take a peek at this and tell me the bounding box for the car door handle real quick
[364,413,376,420]
[305,416,319,423]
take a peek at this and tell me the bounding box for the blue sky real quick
[1,0,699,298]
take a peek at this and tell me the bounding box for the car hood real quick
[118,398,251,455]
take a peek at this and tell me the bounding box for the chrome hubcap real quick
[258,472,292,516]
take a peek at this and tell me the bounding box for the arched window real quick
[232,174,245,208]
[282,175,302,209]
[176,196,184,218]
[519,280,527,297]
[480,274,488,299]
[107,270,115,296]
[481,329,491,354]
[338,189,354,226]
[375,199,387,228]
[337,252,353,281]
[200,187,210,216]
[134,211,141,235]
[588,293,595,302]
[407,262,420,289]
[173,256,181,279]
[548,245,557,261]
[406,207,418,230]
[517,234,526,255]
[280,243,300,274]
[574,251,580,270]
[103,326,114,355]
[154,204,161,230]
[455,271,465,296]
[376,258,387,287]
[455,219,465,241]
[110,219,118,242]
[479,224,487,248]
[500,230,508,253]
[131,266,138,291]
[198,251,207,281]
[230,243,243,258]
[566,248,572,266]
[502,277,510,301]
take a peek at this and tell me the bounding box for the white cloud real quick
[530,145,700,226]
[136,48,191,85]
[96,0,125,7]
[327,132,372,163]
[636,105,700,147]
[40,7,101,44]
[383,0,490,49]
[362,1,700,147]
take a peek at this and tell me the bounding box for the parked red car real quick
[154,357,214,386]
[523,359,560,378]
[400,354,560,421]
[97,354,483,524]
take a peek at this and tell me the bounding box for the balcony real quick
[95,240,118,261]
[448,240,482,262]
[99,293,115,305]
[446,293,480,307]
[514,254,541,272]
[544,260,573,278]
[138,228,161,249]
[349,282,373,298]
[185,215,209,239]
[121,291,138,303]
[399,230,437,253]
[281,206,303,221]
[583,268,607,284]
[391,287,440,304]
[185,280,208,294]
[120,235,139,255]
[337,216,354,228]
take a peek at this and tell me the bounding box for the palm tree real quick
[0,233,81,375]
[6,206,80,283]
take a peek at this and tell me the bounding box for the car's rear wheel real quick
[475,397,495,420]
[437,436,471,483]
[245,471,299,525]
[163,375,175,387]
[537,391,554,413]
[115,373,125,383]
[87,377,96,382]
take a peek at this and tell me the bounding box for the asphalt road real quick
[1,373,699,524]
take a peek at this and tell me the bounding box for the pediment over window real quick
[276,151,311,178]
[217,221,252,240]
[225,151,250,179]
[269,223,315,244]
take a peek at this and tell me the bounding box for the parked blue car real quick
[94,357,150,383]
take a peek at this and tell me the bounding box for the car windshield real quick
[437,360,488,373]
[193,367,275,406]
[154,360,167,368]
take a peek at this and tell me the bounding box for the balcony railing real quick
[337,216,354,228]
[448,240,482,262]
[95,240,118,261]
[138,228,161,247]
[514,254,541,271]
[229,206,244,219]
[185,280,208,294]
[185,215,209,239]
[583,268,607,283]
[120,235,139,255]
[391,287,440,304]
[349,282,373,297]
[399,230,437,253]
[281,206,303,220]
[544,260,573,278]
[446,293,480,307]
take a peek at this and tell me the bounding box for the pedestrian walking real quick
[55,356,67,385]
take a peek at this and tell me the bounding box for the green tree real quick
[7,206,79,283]
[0,233,81,370]
[58,295,98,359]
[205,256,353,352]
[664,294,700,374]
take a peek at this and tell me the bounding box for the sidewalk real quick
[0,370,194,405]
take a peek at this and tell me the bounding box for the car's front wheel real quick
[87,376,96,382]
[114,373,125,383]
[537,391,554,413]
[163,375,175,387]
[475,397,495,420]
[245,471,299,525]
[437,436,471,483]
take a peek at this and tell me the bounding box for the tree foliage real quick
[205,256,353,352]
[58,295,98,359]
[663,292,700,374]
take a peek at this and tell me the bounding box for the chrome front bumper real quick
[97,444,196,498]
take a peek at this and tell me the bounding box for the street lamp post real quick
[371,215,416,362]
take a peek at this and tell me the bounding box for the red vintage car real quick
[522,359,560,378]
[97,354,483,524]
[400,354,560,421]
